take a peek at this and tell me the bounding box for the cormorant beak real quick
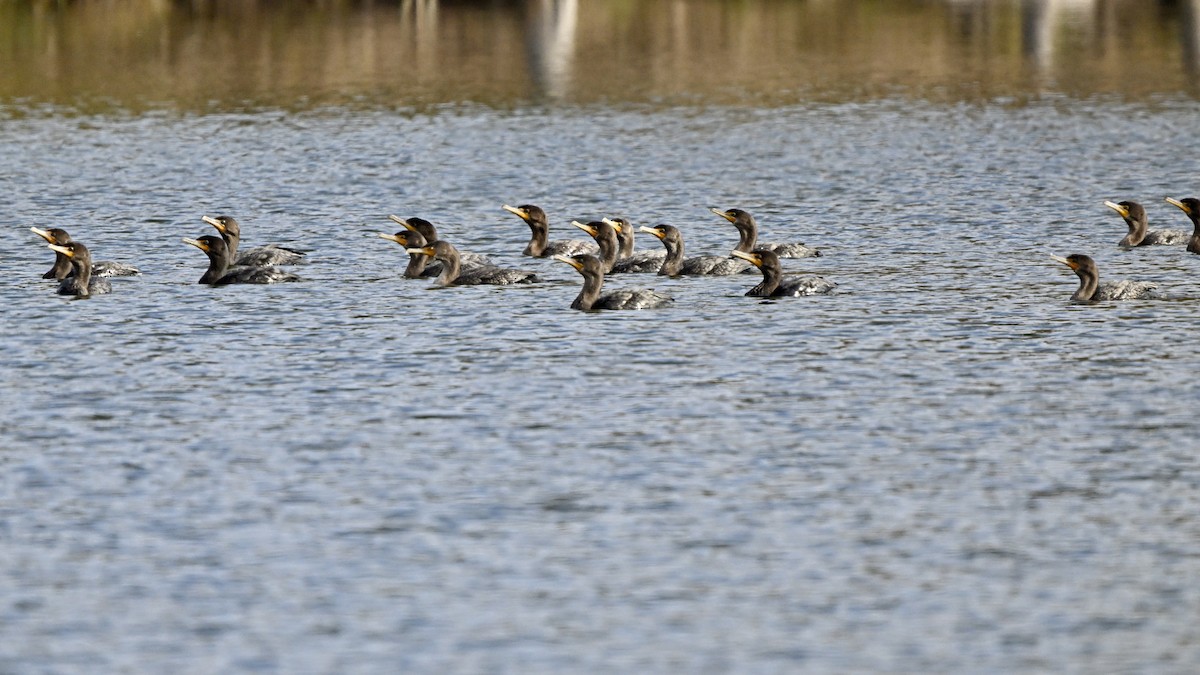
[406,246,436,256]
[47,243,75,258]
[388,215,416,231]
[638,226,665,239]
[30,227,57,243]
[1166,197,1191,215]
[1050,255,1078,270]
[1103,201,1130,218]
[553,254,584,271]
[378,232,406,245]
[730,250,762,267]
[710,207,735,223]
[572,220,598,236]
[202,215,226,233]
[601,218,623,232]
[182,237,211,252]
[502,204,529,221]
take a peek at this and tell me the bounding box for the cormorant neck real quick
[618,230,634,259]
[749,260,781,296]
[1072,267,1099,302]
[524,222,549,257]
[404,252,429,278]
[659,236,684,276]
[220,230,241,260]
[45,251,72,280]
[434,248,461,286]
[200,251,231,284]
[1119,213,1147,247]
[596,232,618,272]
[1189,214,1200,254]
[572,270,604,310]
[733,219,758,253]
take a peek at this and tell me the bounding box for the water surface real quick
[3,1,1200,672]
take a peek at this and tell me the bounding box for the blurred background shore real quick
[2,0,1199,113]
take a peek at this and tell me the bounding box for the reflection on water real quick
[0,0,1198,112]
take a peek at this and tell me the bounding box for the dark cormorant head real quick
[389,215,438,242]
[638,224,681,246]
[30,227,73,245]
[502,204,548,227]
[1166,197,1200,219]
[731,248,780,270]
[47,241,93,266]
[710,207,754,227]
[1103,200,1145,225]
[1051,253,1096,276]
[553,253,605,278]
[202,215,240,238]
[183,234,231,261]
[604,217,634,253]
[378,229,427,249]
[406,239,458,263]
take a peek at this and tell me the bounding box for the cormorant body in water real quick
[183,235,301,285]
[1051,254,1158,302]
[46,242,112,296]
[406,240,539,286]
[639,224,752,276]
[502,204,598,257]
[387,215,492,269]
[554,254,673,311]
[731,249,835,297]
[30,227,139,279]
[604,217,665,273]
[203,215,306,266]
[710,207,821,258]
[1103,200,1189,247]
[1164,197,1200,254]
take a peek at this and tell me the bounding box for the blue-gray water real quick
[3,99,1200,672]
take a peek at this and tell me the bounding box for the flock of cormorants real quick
[28,204,833,311]
[1054,197,1200,302]
[30,196,1200,307]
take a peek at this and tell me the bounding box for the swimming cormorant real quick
[46,242,112,296]
[1103,200,1189,247]
[387,215,492,268]
[553,254,673,311]
[638,224,752,276]
[1051,254,1158,302]
[406,240,539,286]
[571,220,621,273]
[203,215,306,266]
[183,235,301,285]
[30,227,139,279]
[710,207,821,258]
[501,204,598,257]
[730,249,836,297]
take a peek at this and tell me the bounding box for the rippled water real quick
[3,98,1200,671]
